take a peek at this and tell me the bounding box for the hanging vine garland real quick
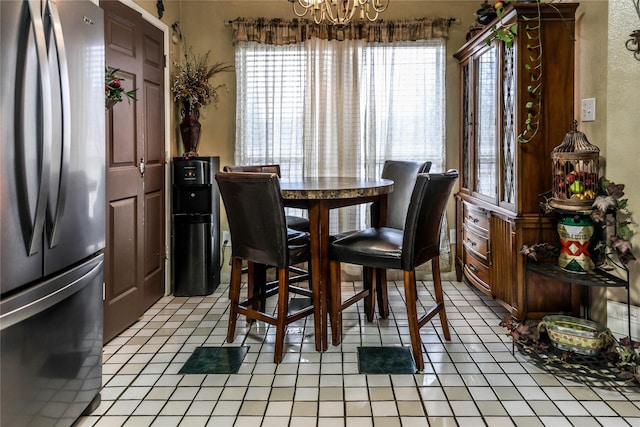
[484,0,575,143]
[484,0,544,143]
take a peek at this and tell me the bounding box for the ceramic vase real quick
[557,214,595,272]
[180,101,201,157]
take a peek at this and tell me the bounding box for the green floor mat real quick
[179,346,248,374]
[357,346,417,374]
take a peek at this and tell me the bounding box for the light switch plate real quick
[582,98,596,122]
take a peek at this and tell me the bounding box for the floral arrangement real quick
[481,0,518,47]
[105,67,137,107]
[171,45,234,110]
[590,177,636,265]
[487,0,518,47]
[522,176,636,266]
[474,0,497,25]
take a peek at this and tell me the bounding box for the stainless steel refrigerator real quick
[1,0,105,425]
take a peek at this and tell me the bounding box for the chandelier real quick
[290,0,389,26]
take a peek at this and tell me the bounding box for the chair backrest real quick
[401,170,458,271]
[381,160,432,229]
[223,164,282,177]
[215,172,289,268]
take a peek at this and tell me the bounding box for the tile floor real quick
[77,274,640,427]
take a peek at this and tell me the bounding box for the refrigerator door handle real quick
[0,257,103,331]
[20,0,53,256]
[46,0,71,248]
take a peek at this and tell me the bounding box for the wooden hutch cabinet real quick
[454,3,580,320]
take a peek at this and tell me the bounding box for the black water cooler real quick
[172,157,220,296]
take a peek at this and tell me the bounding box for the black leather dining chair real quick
[215,171,315,363]
[372,160,431,317]
[328,170,458,371]
[222,164,309,232]
[330,160,431,318]
[222,164,310,284]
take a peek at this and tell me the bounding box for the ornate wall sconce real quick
[626,29,640,61]
[157,0,164,19]
[627,0,640,61]
[172,22,183,44]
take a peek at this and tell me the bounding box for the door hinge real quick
[164,54,167,68]
[102,282,106,301]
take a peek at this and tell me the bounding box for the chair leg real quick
[403,269,424,372]
[273,267,289,364]
[227,257,243,343]
[375,268,389,318]
[432,257,451,341]
[329,260,342,346]
[248,262,267,315]
[363,267,376,322]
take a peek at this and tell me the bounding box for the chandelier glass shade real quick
[291,0,389,26]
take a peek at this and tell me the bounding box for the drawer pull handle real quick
[468,263,479,273]
[468,215,479,223]
[466,238,477,247]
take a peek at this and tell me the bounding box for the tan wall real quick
[603,0,639,311]
[575,1,608,155]
[573,0,640,319]
[575,0,609,322]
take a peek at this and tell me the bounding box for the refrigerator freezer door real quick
[0,254,104,426]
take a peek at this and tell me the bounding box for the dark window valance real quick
[231,17,451,45]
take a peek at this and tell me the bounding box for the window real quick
[235,37,447,237]
[236,42,307,178]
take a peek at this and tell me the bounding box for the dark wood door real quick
[141,19,166,311]
[102,0,165,343]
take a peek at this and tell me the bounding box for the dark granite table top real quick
[280,177,393,200]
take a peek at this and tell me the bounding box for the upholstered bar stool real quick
[328,171,458,371]
[372,160,431,317]
[330,160,431,318]
[215,171,315,363]
[223,164,310,284]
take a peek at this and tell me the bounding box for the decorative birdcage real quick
[550,121,600,211]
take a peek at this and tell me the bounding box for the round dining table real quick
[280,177,394,351]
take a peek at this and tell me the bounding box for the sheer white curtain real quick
[362,40,446,175]
[303,37,365,179]
[303,37,368,231]
[234,37,449,254]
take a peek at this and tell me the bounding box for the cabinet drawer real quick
[463,251,490,293]
[462,226,489,261]
[463,202,490,232]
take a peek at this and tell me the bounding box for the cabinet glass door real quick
[501,45,516,206]
[461,62,471,191]
[474,45,497,200]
